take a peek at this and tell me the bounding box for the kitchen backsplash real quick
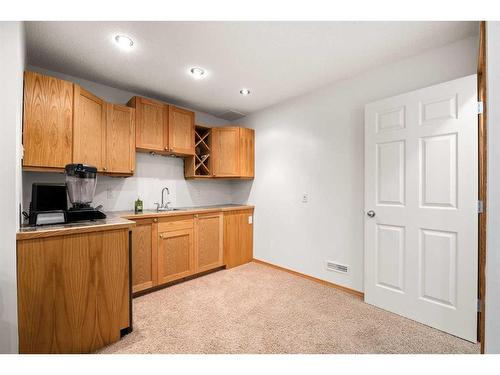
[22,153,237,214]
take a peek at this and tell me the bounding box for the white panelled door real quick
[364,75,478,342]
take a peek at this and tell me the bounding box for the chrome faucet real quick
[154,187,172,211]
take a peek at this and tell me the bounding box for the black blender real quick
[65,164,106,222]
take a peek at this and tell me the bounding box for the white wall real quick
[485,21,500,354]
[0,21,25,353]
[22,67,235,214]
[233,36,478,292]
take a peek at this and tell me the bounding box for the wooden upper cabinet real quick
[73,85,106,171]
[195,213,223,273]
[73,87,135,175]
[239,128,255,178]
[23,71,74,169]
[168,106,195,155]
[212,127,240,177]
[128,96,168,152]
[106,103,135,174]
[212,127,254,178]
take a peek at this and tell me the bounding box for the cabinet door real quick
[213,127,240,177]
[239,210,254,264]
[106,104,135,174]
[239,128,255,178]
[23,71,73,169]
[73,85,106,171]
[130,96,168,152]
[131,218,158,293]
[224,209,254,268]
[168,106,195,155]
[157,228,194,284]
[17,229,130,353]
[195,213,223,273]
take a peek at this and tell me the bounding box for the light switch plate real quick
[302,192,309,203]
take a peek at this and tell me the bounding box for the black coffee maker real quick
[65,164,106,222]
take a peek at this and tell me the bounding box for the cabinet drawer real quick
[158,215,194,232]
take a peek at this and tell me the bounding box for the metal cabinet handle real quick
[367,210,376,218]
[153,218,158,223]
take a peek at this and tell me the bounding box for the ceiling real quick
[25,21,478,118]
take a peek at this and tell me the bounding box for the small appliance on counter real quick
[27,164,106,226]
[28,183,68,225]
[65,164,106,222]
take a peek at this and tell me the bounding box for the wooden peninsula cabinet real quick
[16,221,133,354]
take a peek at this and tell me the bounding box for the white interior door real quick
[364,75,478,342]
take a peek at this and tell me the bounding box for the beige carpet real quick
[98,262,479,354]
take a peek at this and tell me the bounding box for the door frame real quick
[477,20,487,354]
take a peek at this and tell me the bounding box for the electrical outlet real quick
[248,215,253,224]
[301,192,309,203]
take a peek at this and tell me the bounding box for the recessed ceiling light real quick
[240,88,251,96]
[114,35,134,50]
[189,67,207,79]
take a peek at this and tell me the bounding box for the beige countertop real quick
[17,204,254,240]
[116,204,254,219]
[17,216,136,240]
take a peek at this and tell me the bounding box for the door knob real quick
[367,210,376,218]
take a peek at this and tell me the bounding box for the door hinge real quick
[478,101,484,114]
[478,299,482,312]
[478,200,484,214]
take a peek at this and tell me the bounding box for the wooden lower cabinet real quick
[195,213,223,273]
[131,218,157,293]
[224,209,254,268]
[157,215,195,285]
[17,228,130,354]
[158,228,195,284]
[131,209,252,294]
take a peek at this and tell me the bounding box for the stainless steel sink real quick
[156,207,181,212]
